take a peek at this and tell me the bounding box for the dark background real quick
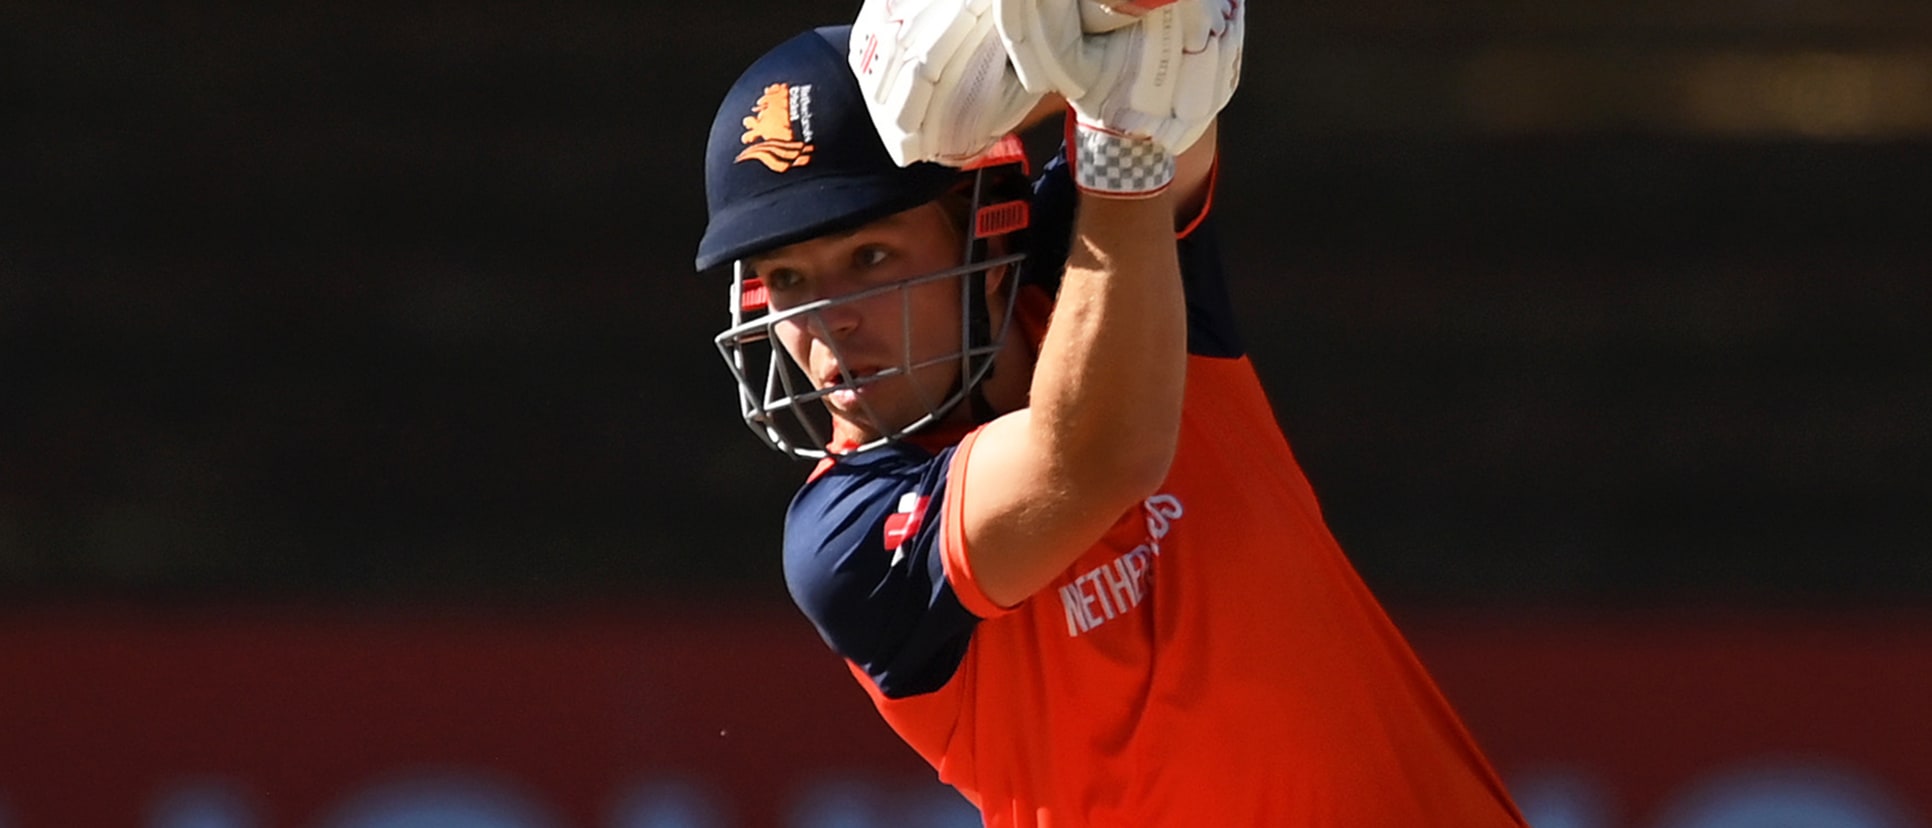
[3,1,1927,611]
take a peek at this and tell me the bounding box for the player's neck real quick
[975,317,1038,420]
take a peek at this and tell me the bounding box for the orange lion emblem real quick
[735,83,814,173]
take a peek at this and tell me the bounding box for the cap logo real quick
[735,82,815,173]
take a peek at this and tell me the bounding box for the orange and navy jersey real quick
[783,152,1527,826]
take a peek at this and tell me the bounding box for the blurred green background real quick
[3,0,1927,610]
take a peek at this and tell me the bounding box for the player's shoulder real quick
[783,441,955,576]
[782,440,977,698]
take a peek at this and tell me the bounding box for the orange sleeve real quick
[939,427,1021,620]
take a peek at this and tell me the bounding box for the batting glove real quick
[849,0,1045,167]
[996,0,1243,155]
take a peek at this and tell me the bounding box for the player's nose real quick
[811,293,864,340]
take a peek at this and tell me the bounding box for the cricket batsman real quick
[692,0,1528,822]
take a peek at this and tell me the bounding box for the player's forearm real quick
[1027,190,1188,498]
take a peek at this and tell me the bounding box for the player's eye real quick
[853,245,890,270]
[762,267,804,292]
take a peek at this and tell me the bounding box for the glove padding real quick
[996,0,1243,155]
[849,0,1044,167]
[1078,0,1162,33]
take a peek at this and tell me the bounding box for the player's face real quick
[747,202,971,441]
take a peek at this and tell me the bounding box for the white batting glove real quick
[1078,0,1156,34]
[1167,0,1243,152]
[849,0,1045,167]
[995,0,1243,156]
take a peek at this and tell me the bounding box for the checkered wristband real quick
[1073,121,1175,199]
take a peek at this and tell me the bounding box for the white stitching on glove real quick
[849,0,1045,167]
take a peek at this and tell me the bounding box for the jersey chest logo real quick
[1057,493,1184,637]
[883,492,931,566]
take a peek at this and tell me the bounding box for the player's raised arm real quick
[943,0,1243,608]
[957,163,1188,607]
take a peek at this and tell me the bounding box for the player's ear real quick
[981,237,1014,295]
[984,265,1008,297]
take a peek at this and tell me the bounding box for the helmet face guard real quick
[713,189,1027,460]
[693,23,1034,459]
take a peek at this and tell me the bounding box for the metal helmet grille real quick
[714,250,1024,460]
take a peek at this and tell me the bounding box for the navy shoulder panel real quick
[783,442,978,699]
[1026,149,1243,358]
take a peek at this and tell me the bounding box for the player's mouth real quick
[821,365,885,409]
[820,361,898,388]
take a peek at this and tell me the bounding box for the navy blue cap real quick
[695,25,962,272]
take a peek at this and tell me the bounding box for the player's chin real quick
[824,392,894,435]
[830,369,955,435]
[830,394,924,441]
